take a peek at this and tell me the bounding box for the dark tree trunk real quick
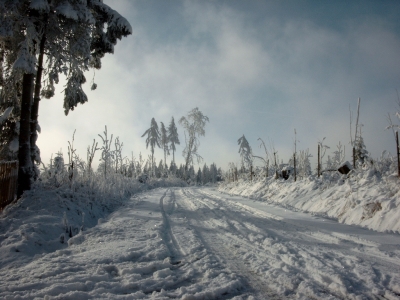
[30,33,46,178]
[318,144,321,177]
[17,73,34,198]
[0,49,4,87]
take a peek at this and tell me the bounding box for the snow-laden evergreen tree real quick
[167,116,180,165]
[350,98,370,167]
[196,168,202,185]
[238,134,253,171]
[187,165,196,183]
[0,0,131,196]
[160,122,169,168]
[354,134,369,166]
[156,159,164,178]
[209,163,218,183]
[179,108,209,171]
[141,118,161,177]
[331,142,345,169]
[202,163,209,184]
[217,167,223,182]
[297,149,312,179]
[169,161,177,175]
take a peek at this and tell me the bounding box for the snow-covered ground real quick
[1,185,400,299]
[219,167,400,233]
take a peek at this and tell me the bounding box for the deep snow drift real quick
[219,166,400,233]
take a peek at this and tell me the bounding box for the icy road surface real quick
[1,187,400,299]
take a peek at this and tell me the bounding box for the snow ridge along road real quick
[1,186,400,299]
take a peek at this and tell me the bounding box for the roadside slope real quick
[218,169,400,233]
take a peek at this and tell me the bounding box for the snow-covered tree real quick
[238,134,253,170]
[187,165,196,183]
[297,149,312,179]
[332,142,345,169]
[160,122,169,168]
[179,108,209,171]
[196,168,202,185]
[141,118,161,176]
[209,163,218,183]
[354,134,369,166]
[98,126,114,178]
[167,117,180,165]
[0,0,131,196]
[202,163,209,184]
[350,98,369,167]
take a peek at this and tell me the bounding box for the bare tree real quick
[253,137,270,178]
[98,126,114,179]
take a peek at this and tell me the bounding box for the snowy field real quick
[1,186,400,299]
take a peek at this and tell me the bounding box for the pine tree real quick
[202,163,209,184]
[141,118,161,177]
[160,122,169,168]
[210,163,218,183]
[354,134,369,166]
[167,117,180,165]
[196,168,202,185]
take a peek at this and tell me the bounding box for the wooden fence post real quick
[0,161,19,211]
[250,166,255,181]
[293,153,297,182]
[318,144,321,177]
[353,147,356,169]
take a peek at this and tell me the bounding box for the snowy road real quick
[1,187,400,299]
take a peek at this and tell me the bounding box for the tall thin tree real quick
[141,118,161,177]
[160,122,169,169]
[167,117,180,165]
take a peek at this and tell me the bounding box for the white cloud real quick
[37,0,400,171]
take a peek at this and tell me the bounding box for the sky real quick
[38,0,400,171]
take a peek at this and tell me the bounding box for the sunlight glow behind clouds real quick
[38,0,400,170]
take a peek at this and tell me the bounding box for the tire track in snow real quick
[179,188,285,299]
[159,189,183,263]
[199,187,400,299]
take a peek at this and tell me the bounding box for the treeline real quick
[43,122,222,188]
[229,98,398,182]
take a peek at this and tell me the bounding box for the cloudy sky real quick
[38,0,400,170]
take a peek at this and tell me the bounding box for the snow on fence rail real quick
[0,161,18,211]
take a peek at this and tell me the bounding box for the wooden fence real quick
[0,161,18,211]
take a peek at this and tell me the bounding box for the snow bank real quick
[219,167,400,233]
[0,175,186,270]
